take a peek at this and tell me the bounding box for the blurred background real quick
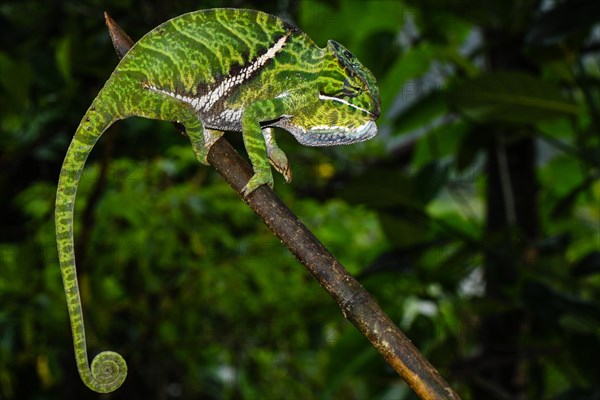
[0,0,598,399]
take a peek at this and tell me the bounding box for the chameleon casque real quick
[55,8,380,393]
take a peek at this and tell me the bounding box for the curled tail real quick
[55,86,127,393]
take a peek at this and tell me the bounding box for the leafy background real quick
[1,0,599,399]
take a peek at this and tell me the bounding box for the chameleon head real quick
[281,40,381,147]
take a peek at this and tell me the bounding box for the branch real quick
[104,12,461,400]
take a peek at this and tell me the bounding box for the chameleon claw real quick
[268,147,292,183]
[278,164,292,183]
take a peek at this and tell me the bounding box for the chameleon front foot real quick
[241,171,274,197]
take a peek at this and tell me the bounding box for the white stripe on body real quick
[146,34,289,117]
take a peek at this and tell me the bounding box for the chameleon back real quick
[111,9,315,122]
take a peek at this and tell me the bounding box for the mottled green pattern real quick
[55,8,379,393]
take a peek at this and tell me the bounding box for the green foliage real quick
[449,71,579,123]
[1,0,599,399]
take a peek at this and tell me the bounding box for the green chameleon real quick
[55,8,380,393]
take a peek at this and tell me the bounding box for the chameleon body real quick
[55,8,380,393]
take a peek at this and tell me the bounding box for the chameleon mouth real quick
[291,120,378,147]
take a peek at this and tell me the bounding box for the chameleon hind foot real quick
[194,129,224,165]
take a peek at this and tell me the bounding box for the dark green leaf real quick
[551,176,595,218]
[406,0,534,32]
[338,168,415,209]
[552,387,600,400]
[378,210,429,247]
[55,36,72,82]
[379,43,437,113]
[571,252,600,278]
[392,90,448,135]
[412,120,469,167]
[526,0,600,46]
[525,281,600,324]
[449,71,580,123]
[322,330,380,399]
[414,160,449,204]
[358,239,449,278]
[454,125,490,172]
[0,52,32,106]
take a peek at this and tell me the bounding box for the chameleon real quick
[55,8,380,393]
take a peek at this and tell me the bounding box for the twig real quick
[104,12,461,400]
[495,134,517,227]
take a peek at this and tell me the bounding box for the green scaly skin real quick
[55,8,380,393]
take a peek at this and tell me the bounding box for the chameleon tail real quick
[55,86,127,393]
